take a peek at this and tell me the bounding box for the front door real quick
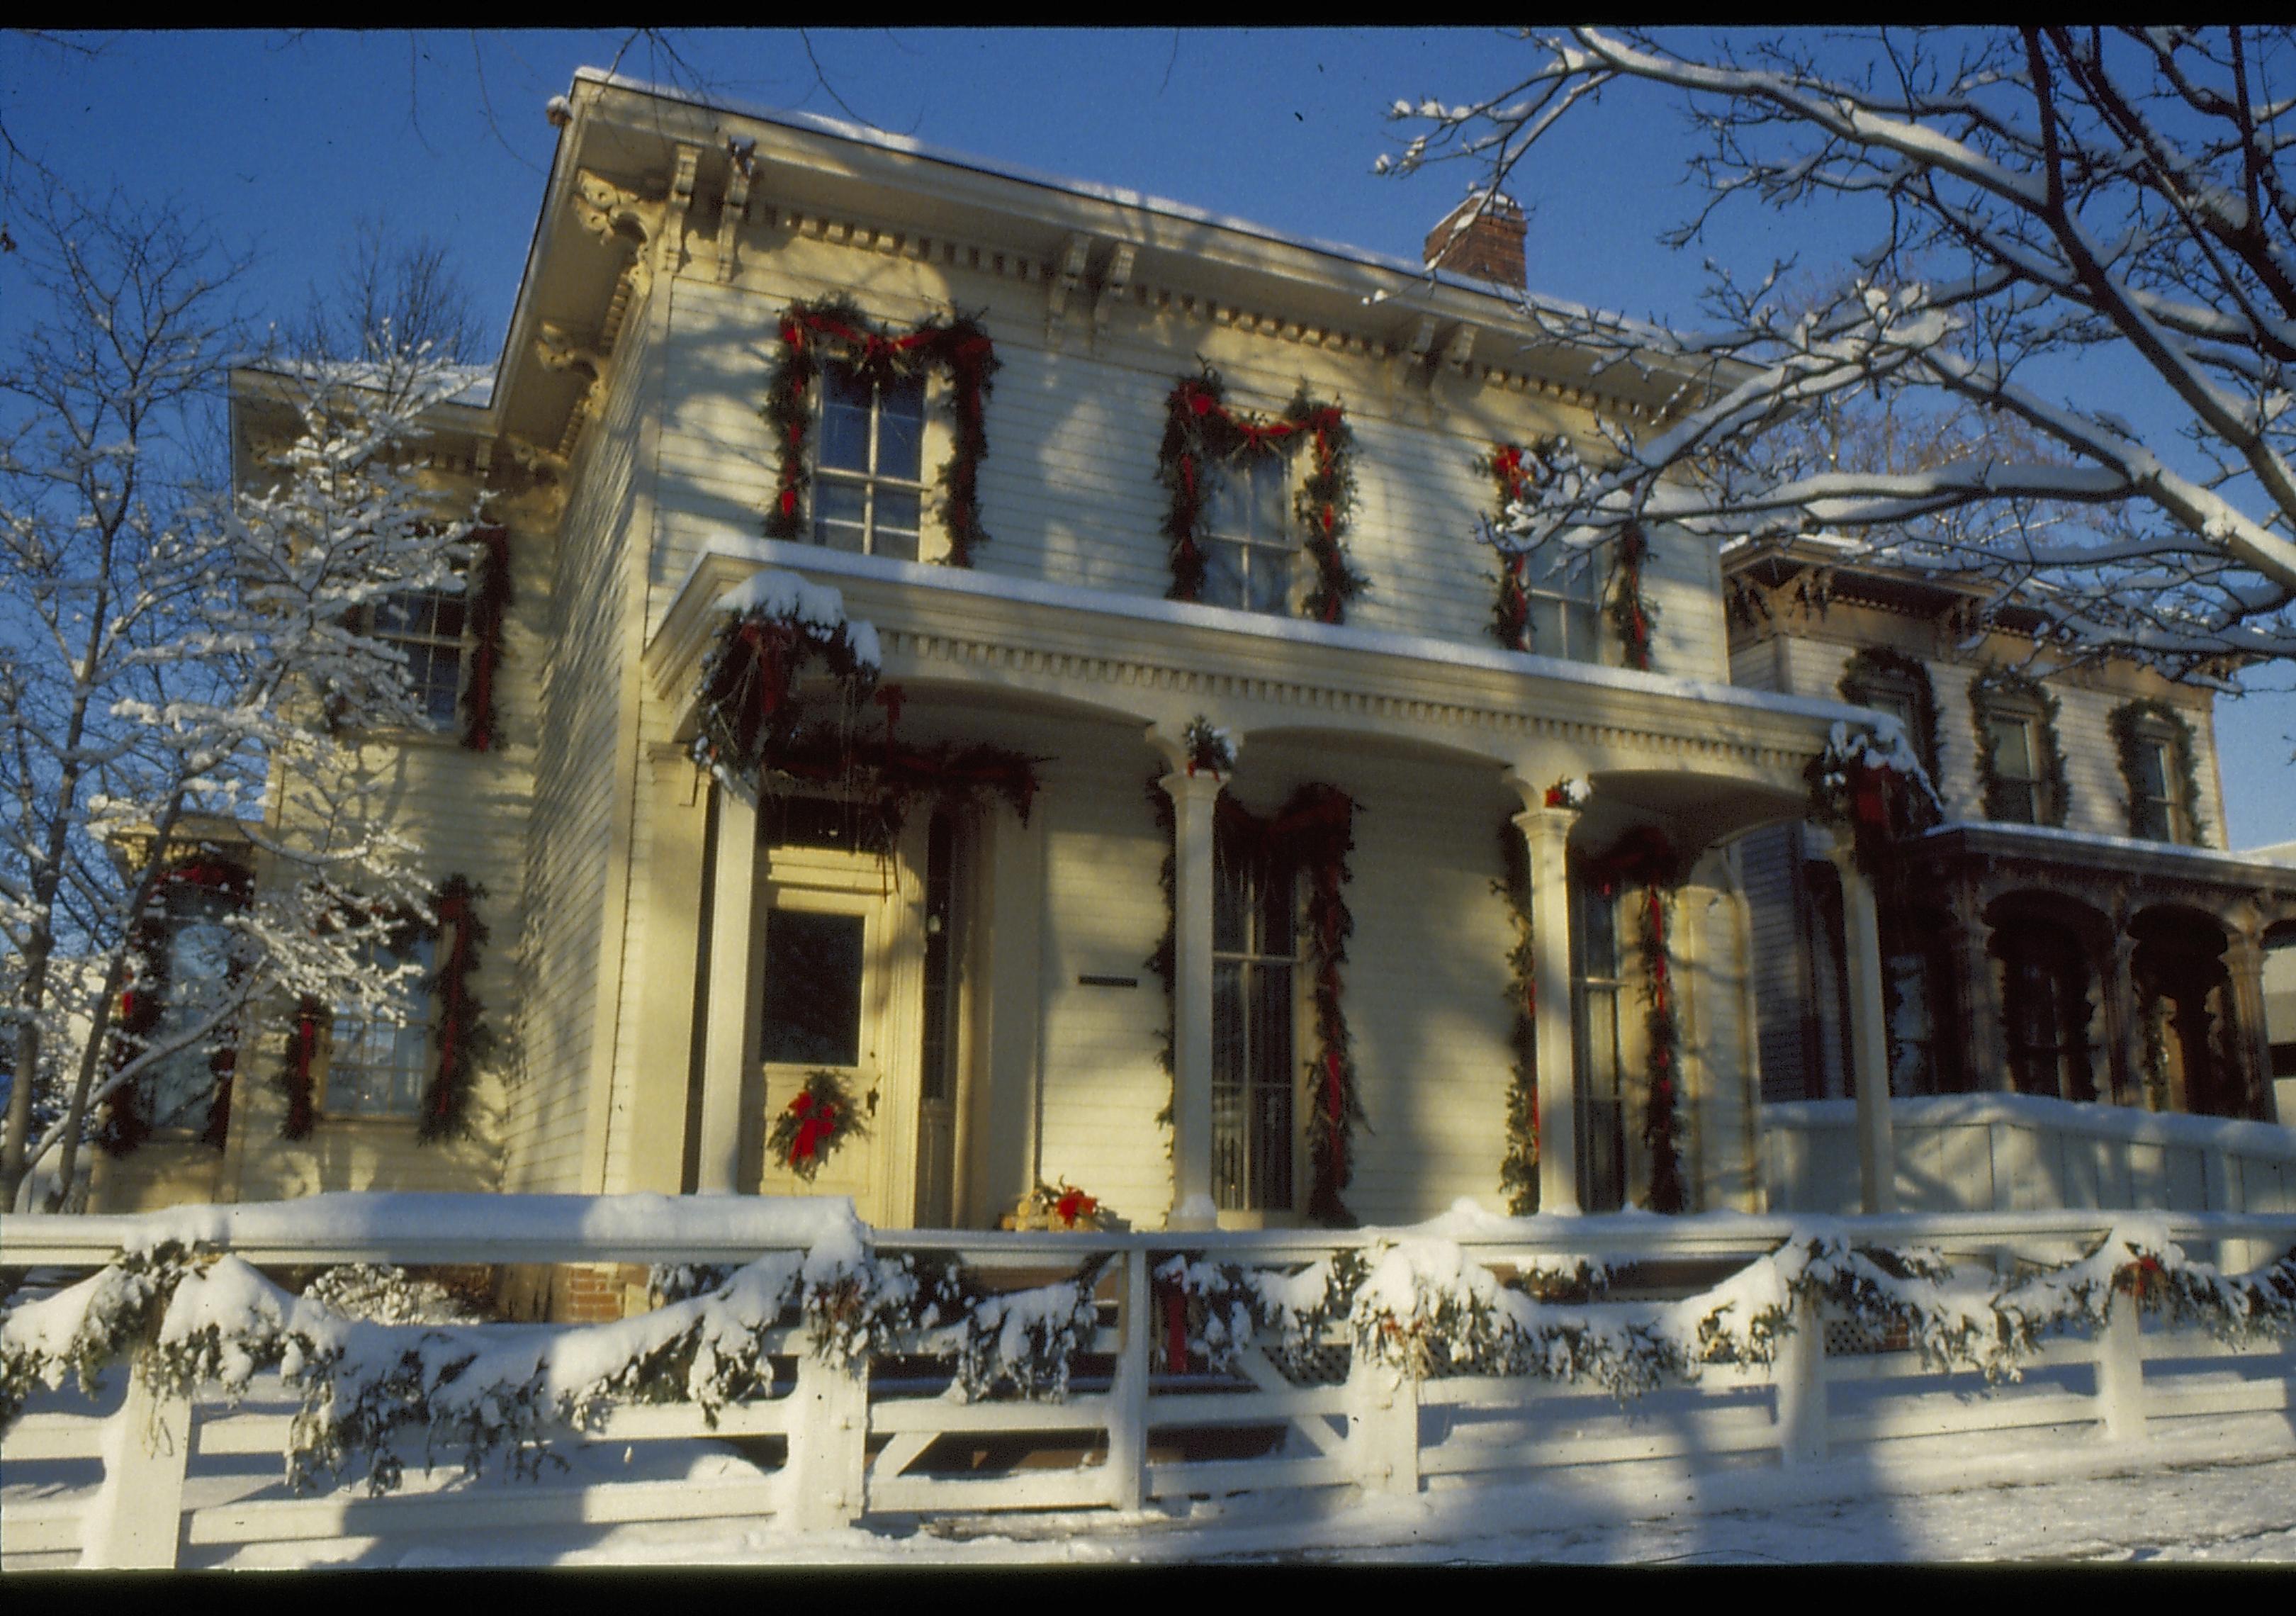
[755,840,925,1227]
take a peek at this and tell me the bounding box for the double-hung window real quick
[1523,542,1606,662]
[371,587,467,729]
[1212,816,1297,1211]
[1983,709,2048,825]
[1570,872,1628,1211]
[2129,731,2185,843]
[327,933,436,1116]
[1201,456,1294,616]
[814,362,925,561]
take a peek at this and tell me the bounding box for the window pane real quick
[1245,551,1290,616]
[1988,717,2035,779]
[2136,741,2171,799]
[876,378,925,479]
[1250,456,1288,535]
[820,369,872,471]
[1207,473,1252,542]
[874,490,922,562]
[330,933,434,1117]
[1200,539,1247,610]
[813,481,869,552]
[760,910,866,1067]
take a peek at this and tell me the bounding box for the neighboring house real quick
[86,72,2292,1304]
[1723,537,2296,1209]
[2255,841,2296,1126]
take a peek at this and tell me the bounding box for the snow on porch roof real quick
[571,67,1675,346]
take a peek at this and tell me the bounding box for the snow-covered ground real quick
[188,1417,2295,1567]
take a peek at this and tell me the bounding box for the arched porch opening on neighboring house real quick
[2129,905,2241,1118]
[2266,920,2296,1125]
[1986,892,2111,1104]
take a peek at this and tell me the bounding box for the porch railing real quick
[4,1203,2292,1569]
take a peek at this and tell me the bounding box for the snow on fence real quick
[4,1196,2292,1569]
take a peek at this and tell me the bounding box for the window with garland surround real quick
[813,361,926,561]
[1979,700,2056,825]
[1212,813,1298,1212]
[325,931,437,1116]
[2122,716,2200,844]
[1200,454,1296,616]
[1840,658,1935,770]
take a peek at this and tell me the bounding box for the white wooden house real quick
[89,72,2293,1311]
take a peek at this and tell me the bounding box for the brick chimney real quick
[1422,191,1526,288]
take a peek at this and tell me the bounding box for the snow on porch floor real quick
[201,1412,2296,1567]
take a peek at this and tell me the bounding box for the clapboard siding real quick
[643,240,1731,683]
[505,289,658,1193]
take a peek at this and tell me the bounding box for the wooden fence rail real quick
[4,1205,2292,1568]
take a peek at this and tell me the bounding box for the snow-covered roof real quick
[232,358,495,410]
[572,68,1672,346]
[1925,817,2296,877]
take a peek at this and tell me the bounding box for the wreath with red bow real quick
[1157,366,1363,622]
[770,1070,865,1180]
[760,296,998,566]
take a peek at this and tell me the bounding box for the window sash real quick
[327,933,437,1116]
[1521,544,1605,662]
[1211,822,1298,1211]
[371,587,467,726]
[143,890,237,1133]
[814,366,926,560]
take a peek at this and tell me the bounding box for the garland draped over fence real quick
[693,574,1042,844]
[1583,827,1687,1213]
[1148,779,1363,1225]
[8,1219,2287,1499]
[1157,367,1363,621]
[101,855,254,1155]
[760,296,998,566]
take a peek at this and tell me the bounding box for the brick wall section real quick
[1423,193,1527,287]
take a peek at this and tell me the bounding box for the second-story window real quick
[2110,700,2204,846]
[1983,711,2044,824]
[371,587,467,728]
[814,362,925,561]
[1525,543,1606,663]
[1201,456,1294,615]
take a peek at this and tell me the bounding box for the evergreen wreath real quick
[1969,666,2071,828]
[760,295,998,565]
[1582,827,1688,1213]
[1157,366,1365,622]
[101,854,254,1155]
[2108,697,2210,845]
[1835,646,1942,784]
[458,527,512,753]
[1803,722,1946,885]
[768,1071,865,1180]
[1145,780,1363,1225]
[1494,820,1540,1215]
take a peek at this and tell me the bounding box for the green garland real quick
[1583,827,1687,1214]
[457,527,512,753]
[1969,666,2071,828]
[760,295,999,566]
[1493,819,1539,1215]
[1608,523,1659,672]
[1157,366,1364,622]
[1836,646,1942,785]
[101,854,254,1155]
[1144,779,1363,1225]
[2108,697,2209,845]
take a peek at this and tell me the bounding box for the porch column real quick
[2224,925,2278,1123]
[2103,922,2144,1109]
[1515,804,1580,1216]
[1163,768,1225,1230]
[696,782,760,1194]
[1825,845,1896,1214]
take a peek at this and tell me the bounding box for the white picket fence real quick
[4,1206,2293,1569]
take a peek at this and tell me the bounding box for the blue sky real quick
[6,28,2289,843]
